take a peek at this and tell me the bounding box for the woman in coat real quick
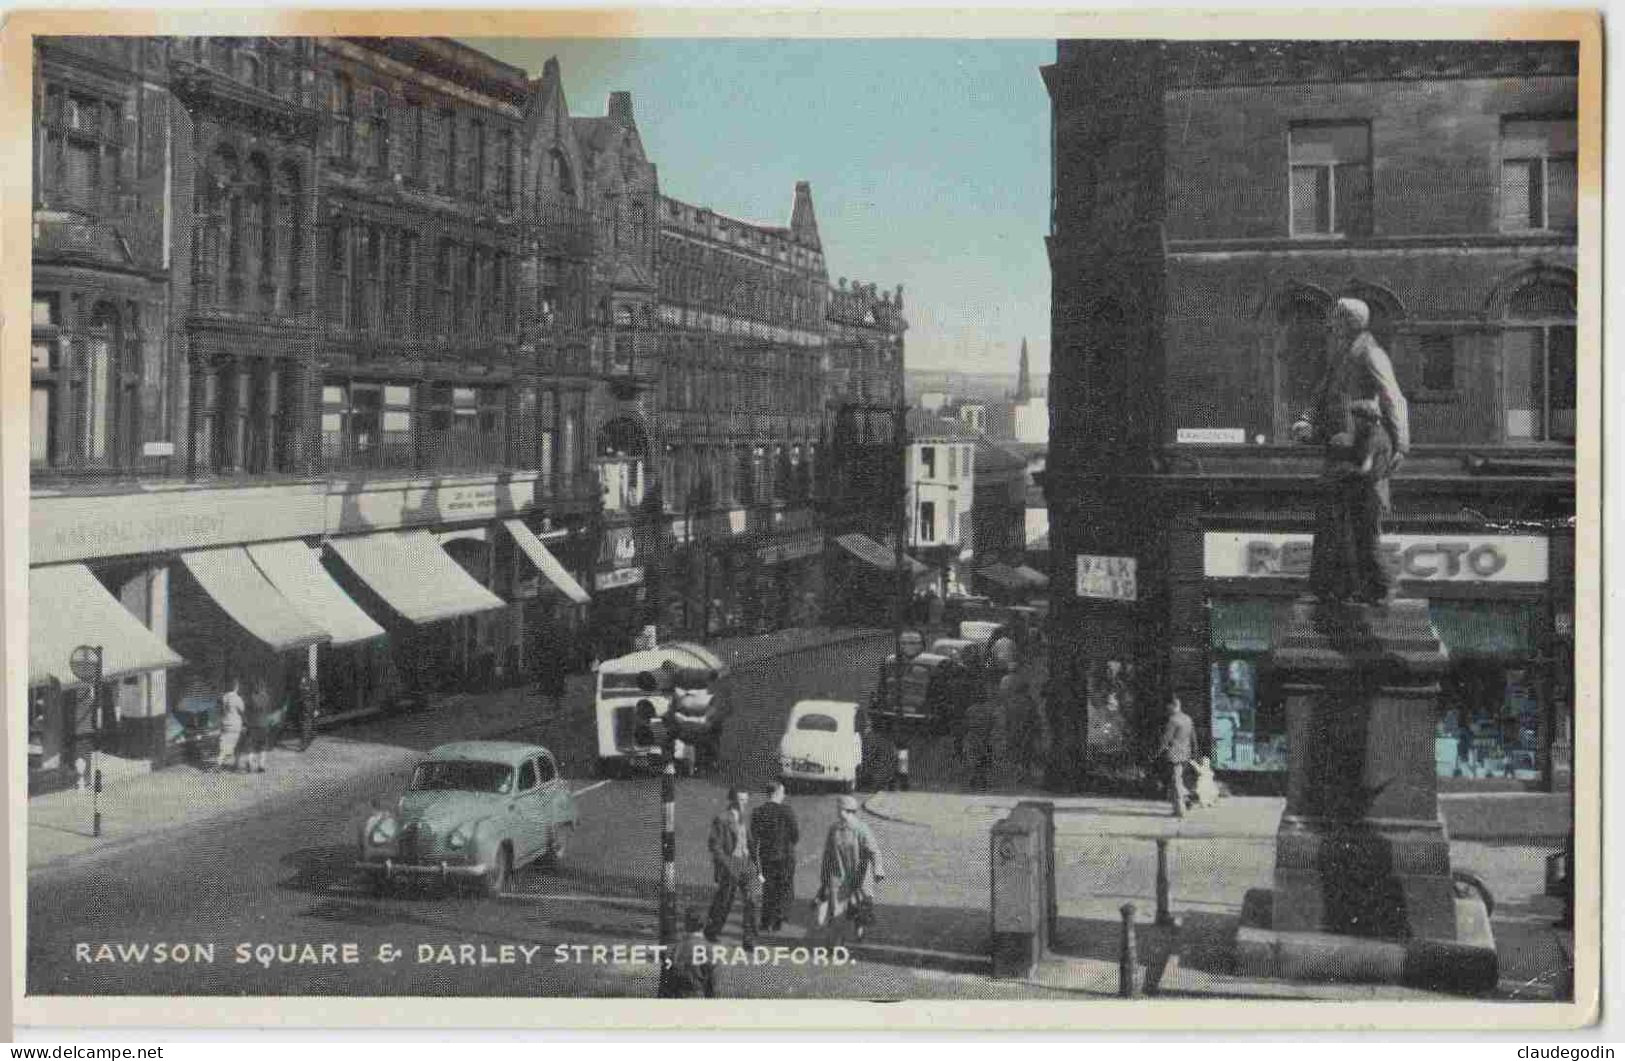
[816,795,885,941]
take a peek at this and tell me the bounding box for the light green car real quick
[356,741,577,897]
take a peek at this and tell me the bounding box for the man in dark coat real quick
[657,909,717,998]
[749,780,800,932]
[703,787,759,946]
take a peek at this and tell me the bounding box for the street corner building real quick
[26,36,905,796]
[1042,41,1578,793]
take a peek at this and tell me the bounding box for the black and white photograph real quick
[8,13,1600,1032]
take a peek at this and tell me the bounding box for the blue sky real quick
[466,38,1054,376]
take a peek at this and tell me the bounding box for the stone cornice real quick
[1165,40,1579,88]
[169,60,322,143]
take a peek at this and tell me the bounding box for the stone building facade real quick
[1043,40,1580,792]
[27,37,905,791]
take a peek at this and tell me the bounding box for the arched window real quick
[1272,287,1332,441]
[1501,278,1576,443]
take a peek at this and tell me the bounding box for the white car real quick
[779,700,864,793]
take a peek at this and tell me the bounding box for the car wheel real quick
[543,823,573,871]
[484,844,512,899]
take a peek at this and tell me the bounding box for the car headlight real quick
[447,824,471,851]
[369,817,398,846]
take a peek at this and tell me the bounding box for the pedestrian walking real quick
[296,672,320,752]
[1156,696,1196,818]
[215,677,246,771]
[816,794,885,942]
[243,677,272,773]
[534,635,568,718]
[657,909,717,998]
[1000,670,1042,783]
[749,780,800,932]
[961,695,1001,790]
[703,787,760,946]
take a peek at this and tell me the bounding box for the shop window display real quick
[1436,663,1541,781]
[1209,658,1288,772]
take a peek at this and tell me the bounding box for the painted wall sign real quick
[1076,554,1138,602]
[594,566,645,591]
[32,483,327,565]
[327,475,539,535]
[1203,532,1549,583]
[1176,427,1246,444]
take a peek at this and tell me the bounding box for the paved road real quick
[27,632,943,998]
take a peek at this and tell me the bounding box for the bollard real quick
[1119,902,1140,998]
[1155,837,1174,926]
[93,767,103,838]
[658,753,677,945]
[898,746,911,792]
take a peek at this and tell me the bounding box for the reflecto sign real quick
[1076,555,1138,602]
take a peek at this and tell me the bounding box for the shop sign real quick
[1076,554,1138,602]
[599,527,638,567]
[328,475,539,535]
[728,509,748,536]
[595,566,645,591]
[1176,427,1246,445]
[1203,532,1549,583]
[33,483,327,565]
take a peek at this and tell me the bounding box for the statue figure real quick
[1290,298,1410,605]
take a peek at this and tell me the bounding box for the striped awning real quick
[505,519,591,605]
[834,533,928,575]
[245,540,386,647]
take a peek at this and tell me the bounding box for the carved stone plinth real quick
[1233,598,1498,993]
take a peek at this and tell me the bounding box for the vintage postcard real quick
[2,9,1601,1034]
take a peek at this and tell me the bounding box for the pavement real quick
[25,624,1577,1003]
[864,788,1575,1002]
[26,625,883,872]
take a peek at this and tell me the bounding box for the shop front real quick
[591,524,650,660]
[1200,529,1562,790]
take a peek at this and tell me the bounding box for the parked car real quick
[930,637,987,675]
[869,652,962,735]
[779,700,864,793]
[356,741,576,897]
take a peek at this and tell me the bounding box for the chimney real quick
[608,91,633,126]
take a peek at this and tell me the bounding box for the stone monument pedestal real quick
[1232,598,1498,994]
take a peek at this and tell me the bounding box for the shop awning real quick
[979,563,1026,590]
[1428,601,1539,657]
[328,530,504,624]
[29,564,184,689]
[245,540,386,647]
[181,547,331,652]
[1012,564,1050,589]
[1210,600,1278,654]
[504,519,591,605]
[834,533,928,575]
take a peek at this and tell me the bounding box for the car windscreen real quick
[795,713,840,732]
[600,672,652,692]
[410,760,514,794]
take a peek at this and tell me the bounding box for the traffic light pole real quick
[658,738,678,946]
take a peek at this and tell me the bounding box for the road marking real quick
[572,779,612,798]
[501,891,656,911]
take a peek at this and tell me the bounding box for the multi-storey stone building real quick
[26,38,905,792]
[1043,40,1580,792]
[654,184,832,635]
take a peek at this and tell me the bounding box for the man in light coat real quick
[818,794,885,941]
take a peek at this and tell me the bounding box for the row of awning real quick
[28,522,592,691]
[834,533,929,575]
[979,562,1050,591]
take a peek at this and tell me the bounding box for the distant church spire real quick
[1015,337,1032,401]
